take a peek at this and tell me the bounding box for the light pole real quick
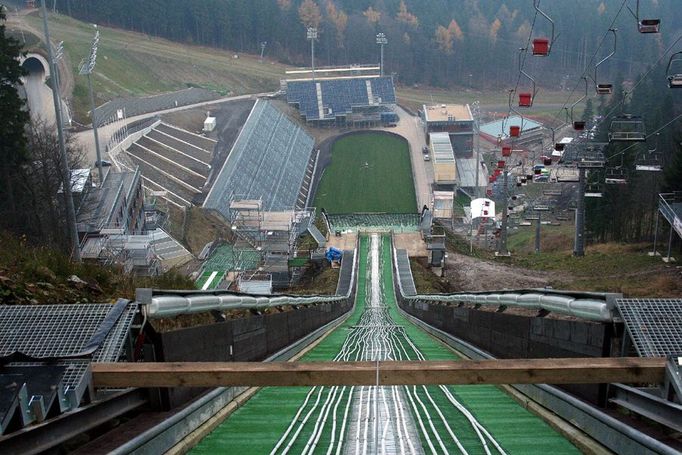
[376,33,387,76]
[40,0,81,262]
[307,27,317,80]
[78,26,103,186]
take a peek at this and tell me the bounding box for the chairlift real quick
[666,52,682,89]
[517,49,537,107]
[510,125,521,137]
[608,114,646,142]
[593,29,617,95]
[497,160,506,169]
[604,167,628,184]
[628,1,660,34]
[635,133,663,171]
[570,78,588,130]
[532,0,555,56]
[585,183,603,198]
[502,146,512,157]
[542,156,552,166]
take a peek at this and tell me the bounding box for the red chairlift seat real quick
[518,93,533,107]
[488,176,495,183]
[638,19,660,34]
[573,121,586,131]
[497,160,505,169]
[554,143,565,151]
[534,168,542,175]
[532,38,550,56]
[543,156,552,166]
[494,169,502,177]
[509,126,521,137]
[486,189,493,197]
[596,84,613,95]
[502,146,512,157]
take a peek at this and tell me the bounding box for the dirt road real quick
[444,252,551,291]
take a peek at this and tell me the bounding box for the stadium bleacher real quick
[203,100,314,217]
[286,76,396,121]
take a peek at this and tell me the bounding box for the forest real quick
[54,0,682,88]
[25,1,682,244]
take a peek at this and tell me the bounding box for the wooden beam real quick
[92,357,665,388]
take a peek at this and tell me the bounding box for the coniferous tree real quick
[0,6,30,229]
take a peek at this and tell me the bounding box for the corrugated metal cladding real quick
[429,132,455,163]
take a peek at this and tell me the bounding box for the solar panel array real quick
[286,76,396,120]
[204,100,314,216]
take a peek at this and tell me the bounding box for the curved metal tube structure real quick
[392,245,619,322]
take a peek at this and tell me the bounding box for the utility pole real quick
[307,27,317,80]
[497,169,510,256]
[376,33,387,76]
[259,41,267,62]
[78,26,103,185]
[40,0,81,262]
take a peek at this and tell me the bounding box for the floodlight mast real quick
[40,0,81,262]
[376,33,387,76]
[307,27,317,80]
[79,26,103,186]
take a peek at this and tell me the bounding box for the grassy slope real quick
[20,12,287,121]
[504,224,682,297]
[314,133,417,214]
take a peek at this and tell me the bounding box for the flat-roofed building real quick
[429,132,457,185]
[422,103,474,157]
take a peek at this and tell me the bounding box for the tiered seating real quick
[124,154,195,206]
[204,100,314,217]
[286,76,396,121]
[286,80,319,119]
[320,78,369,115]
[370,77,396,103]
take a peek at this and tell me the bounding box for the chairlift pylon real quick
[532,0,555,56]
[666,52,682,89]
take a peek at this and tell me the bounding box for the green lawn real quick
[314,133,416,214]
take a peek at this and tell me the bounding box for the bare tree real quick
[18,117,86,251]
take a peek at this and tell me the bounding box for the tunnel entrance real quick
[21,56,47,79]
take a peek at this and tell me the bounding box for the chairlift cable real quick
[549,0,630,126]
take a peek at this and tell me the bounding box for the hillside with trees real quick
[55,0,682,89]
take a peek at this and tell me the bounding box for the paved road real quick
[73,93,262,166]
[22,73,57,126]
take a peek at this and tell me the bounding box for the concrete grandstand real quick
[284,66,397,126]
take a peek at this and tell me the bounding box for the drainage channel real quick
[191,234,580,454]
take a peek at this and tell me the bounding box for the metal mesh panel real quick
[0,304,136,362]
[616,298,682,357]
[395,249,417,296]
